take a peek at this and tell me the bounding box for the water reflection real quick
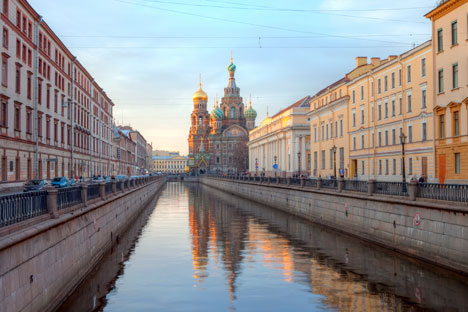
[58,182,468,312]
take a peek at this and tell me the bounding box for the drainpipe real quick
[89,79,94,178]
[70,57,76,178]
[33,16,43,179]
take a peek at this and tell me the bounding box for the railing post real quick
[317,177,322,190]
[338,178,344,193]
[45,186,58,218]
[99,182,106,200]
[408,180,418,201]
[81,184,88,207]
[368,179,375,196]
[112,181,117,194]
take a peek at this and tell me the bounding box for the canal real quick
[58,182,468,312]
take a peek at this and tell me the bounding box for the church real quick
[187,56,257,175]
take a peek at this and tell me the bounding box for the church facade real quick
[188,57,256,174]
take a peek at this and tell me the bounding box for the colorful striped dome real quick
[211,106,224,120]
[227,62,236,72]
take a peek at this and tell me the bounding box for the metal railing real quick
[419,183,468,203]
[304,179,317,188]
[344,180,368,193]
[105,182,113,195]
[374,182,408,197]
[57,187,82,210]
[0,191,48,228]
[87,184,100,200]
[321,179,338,189]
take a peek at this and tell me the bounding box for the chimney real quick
[370,57,381,66]
[388,55,398,61]
[355,56,367,67]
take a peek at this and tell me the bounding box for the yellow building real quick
[426,0,468,183]
[308,58,378,178]
[152,155,188,174]
[248,97,310,177]
[347,42,434,182]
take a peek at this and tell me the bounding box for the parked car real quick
[51,177,69,188]
[23,179,48,192]
[115,175,128,181]
[91,176,104,183]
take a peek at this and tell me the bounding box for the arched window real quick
[231,107,236,118]
[198,117,203,125]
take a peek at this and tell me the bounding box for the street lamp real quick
[331,145,337,178]
[400,132,407,192]
[274,155,277,178]
[297,152,301,178]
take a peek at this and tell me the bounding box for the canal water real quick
[58,182,468,312]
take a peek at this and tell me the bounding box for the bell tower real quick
[220,53,245,128]
[188,75,211,155]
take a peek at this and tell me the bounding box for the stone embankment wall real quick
[0,178,166,312]
[200,177,468,275]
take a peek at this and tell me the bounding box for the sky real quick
[28,0,437,155]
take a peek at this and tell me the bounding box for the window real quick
[353,137,356,150]
[2,0,8,15]
[439,114,445,138]
[393,159,396,175]
[451,21,458,46]
[378,104,382,120]
[27,73,32,99]
[384,101,388,118]
[352,90,355,104]
[385,130,388,146]
[46,117,50,139]
[455,153,461,174]
[329,149,333,169]
[360,106,364,125]
[230,107,235,118]
[2,56,8,87]
[361,134,365,149]
[0,98,7,127]
[26,108,32,134]
[391,99,396,117]
[438,69,444,93]
[454,111,459,136]
[371,103,374,122]
[378,160,382,175]
[398,69,402,86]
[14,103,20,131]
[360,86,364,100]
[407,65,412,83]
[407,94,412,113]
[371,132,374,148]
[314,127,317,142]
[377,79,381,94]
[408,158,413,175]
[326,124,329,140]
[15,65,20,93]
[321,150,325,169]
[385,159,389,175]
[384,76,388,92]
[421,89,427,109]
[340,119,343,137]
[437,29,443,52]
[378,132,382,147]
[314,152,317,171]
[391,72,395,89]
[452,63,458,89]
[2,27,8,48]
[422,122,427,141]
[335,121,338,138]
[38,114,42,137]
[352,109,356,127]
[321,125,324,141]
[392,129,396,145]
[371,81,374,97]
[408,125,413,143]
[421,58,426,77]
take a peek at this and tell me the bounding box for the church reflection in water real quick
[186,183,468,311]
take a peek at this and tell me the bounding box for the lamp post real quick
[274,155,277,178]
[400,132,407,192]
[332,145,337,178]
[297,152,301,178]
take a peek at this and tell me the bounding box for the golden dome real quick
[193,88,208,101]
[193,74,208,101]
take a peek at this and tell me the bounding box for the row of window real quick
[436,18,465,53]
[351,122,428,151]
[312,148,345,170]
[438,107,463,139]
[351,59,427,105]
[313,119,344,142]
[313,88,344,109]
[437,63,459,93]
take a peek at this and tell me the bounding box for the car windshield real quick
[52,177,63,182]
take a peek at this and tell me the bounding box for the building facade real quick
[248,97,310,177]
[188,57,256,174]
[426,0,468,183]
[347,42,435,182]
[119,126,147,174]
[0,0,115,183]
[153,155,188,174]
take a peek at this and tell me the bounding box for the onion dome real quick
[193,75,208,101]
[211,97,224,120]
[227,51,236,72]
[244,96,257,120]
